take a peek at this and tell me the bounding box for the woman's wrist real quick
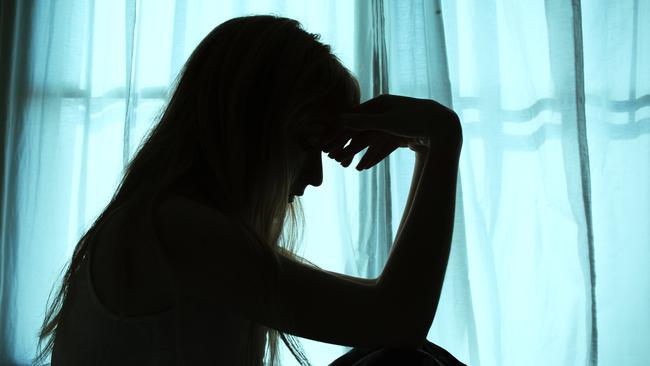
[407,136,431,153]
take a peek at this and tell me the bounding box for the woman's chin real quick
[288,191,303,203]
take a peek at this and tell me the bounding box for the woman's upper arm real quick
[154,195,423,349]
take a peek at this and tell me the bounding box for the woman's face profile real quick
[287,117,333,202]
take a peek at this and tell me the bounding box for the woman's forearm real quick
[376,142,461,344]
[394,150,428,246]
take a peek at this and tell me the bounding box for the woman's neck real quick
[173,166,229,213]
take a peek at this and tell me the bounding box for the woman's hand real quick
[319,94,461,170]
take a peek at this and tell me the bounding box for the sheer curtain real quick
[1,0,648,365]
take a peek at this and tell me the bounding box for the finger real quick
[341,155,355,168]
[322,134,352,153]
[325,138,352,156]
[329,133,375,161]
[320,125,358,151]
[355,144,382,170]
[333,133,393,166]
[330,147,357,163]
[337,141,370,162]
[334,151,353,167]
[332,142,367,166]
[356,142,398,170]
[336,144,367,166]
[376,144,400,167]
[357,145,397,170]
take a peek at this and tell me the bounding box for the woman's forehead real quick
[290,100,349,135]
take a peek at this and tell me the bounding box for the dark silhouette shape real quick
[34,14,464,366]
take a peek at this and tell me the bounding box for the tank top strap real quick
[84,201,133,319]
[84,201,135,294]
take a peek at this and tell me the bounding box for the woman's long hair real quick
[33,15,360,366]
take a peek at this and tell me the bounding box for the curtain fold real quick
[581,2,649,365]
[544,1,597,363]
[1,1,648,365]
[1,1,36,364]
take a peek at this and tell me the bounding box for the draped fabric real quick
[1,0,648,365]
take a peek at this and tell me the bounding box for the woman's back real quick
[90,197,173,317]
[51,179,266,365]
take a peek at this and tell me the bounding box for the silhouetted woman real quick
[34,15,464,366]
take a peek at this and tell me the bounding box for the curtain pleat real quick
[0,0,35,363]
[544,1,597,364]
